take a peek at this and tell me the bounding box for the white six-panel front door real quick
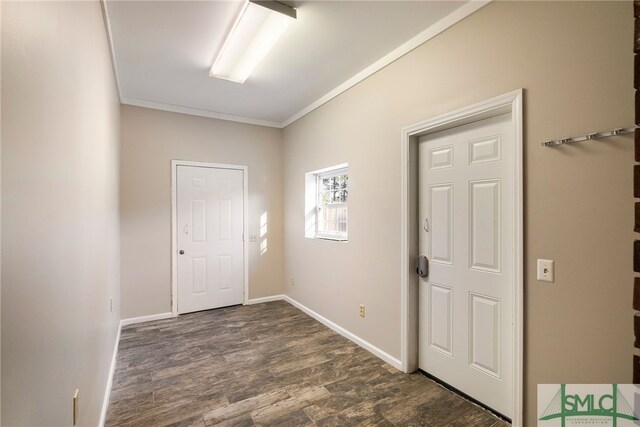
[177,165,244,314]
[418,113,514,418]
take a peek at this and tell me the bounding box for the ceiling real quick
[105,1,476,127]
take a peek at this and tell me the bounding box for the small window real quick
[305,164,348,241]
[316,167,348,240]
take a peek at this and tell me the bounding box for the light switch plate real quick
[537,259,554,282]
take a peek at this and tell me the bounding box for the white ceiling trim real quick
[102,0,283,128]
[100,0,123,101]
[102,0,489,129]
[281,0,490,127]
[121,96,284,128]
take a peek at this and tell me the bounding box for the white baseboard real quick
[98,321,121,427]
[97,296,401,425]
[120,312,174,327]
[245,294,285,305]
[282,295,403,370]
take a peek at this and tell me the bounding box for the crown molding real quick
[102,0,490,129]
[282,0,490,127]
[100,0,123,101]
[121,97,284,128]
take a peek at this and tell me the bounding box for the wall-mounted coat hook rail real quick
[541,126,637,147]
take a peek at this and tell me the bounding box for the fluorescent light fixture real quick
[210,1,296,84]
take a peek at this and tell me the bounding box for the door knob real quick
[179,250,185,255]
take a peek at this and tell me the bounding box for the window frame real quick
[314,166,348,241]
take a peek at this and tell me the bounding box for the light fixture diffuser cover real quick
[210,1,296,84]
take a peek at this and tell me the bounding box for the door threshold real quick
[178,304,243,316]
[418,369,511,424]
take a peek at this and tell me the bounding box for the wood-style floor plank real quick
[105,301,509,426]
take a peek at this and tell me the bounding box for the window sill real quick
[307,235,348,242]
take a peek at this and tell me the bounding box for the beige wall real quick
[120,106,283,319]
[1,1,121,425]
[282,2,634,425]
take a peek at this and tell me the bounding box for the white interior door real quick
[418,113,514,418]
[177,165,244,314]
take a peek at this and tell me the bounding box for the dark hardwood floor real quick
[105,301,509,426]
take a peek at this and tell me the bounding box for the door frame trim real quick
[171,160,250,316]
[399,89,523,425]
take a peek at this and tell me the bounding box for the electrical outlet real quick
[291,277,295,286]
[249,235,257,242]
[359,304,366,318]
[73,389,79,426]
[537,259,555,282]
